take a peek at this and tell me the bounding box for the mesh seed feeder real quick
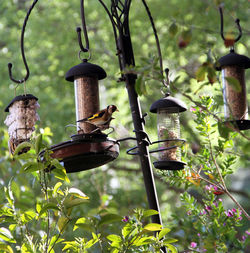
[217,49,250,130]
[150,95,187,170]
[48,61,119,173]
[4,94,40,154]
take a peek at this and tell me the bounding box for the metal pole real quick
[125,74,163,227]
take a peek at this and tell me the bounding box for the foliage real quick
[0,0,250,252]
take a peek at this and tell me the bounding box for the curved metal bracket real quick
[76,0,90,56]
[8,0,39,84]
[219,5,242,44]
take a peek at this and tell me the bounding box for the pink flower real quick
[205,205,212,211]
[245,231,250,235]
[122,216,129,222]
[197,233,201,237]
[190,107,196,112]
[190,242,197,248]
[232,208,237,213]
[225,210,234,217]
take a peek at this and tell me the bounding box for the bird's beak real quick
[116,108,119,112]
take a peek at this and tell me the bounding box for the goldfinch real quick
[77,105,118,129]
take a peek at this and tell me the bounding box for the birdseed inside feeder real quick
[150,95,187,170]
[217,49,250,130]
[4,94,39,154]
[65,61,107,133]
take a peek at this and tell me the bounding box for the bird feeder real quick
[217,49,250,130]
[47,61,119,173]
[65,61,107,133]
[4,94,39,154]
[150,95,187,170]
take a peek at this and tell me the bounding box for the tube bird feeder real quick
[217,49,250,130]
[150,95,187,170]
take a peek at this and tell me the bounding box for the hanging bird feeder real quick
[150,95,187,170]
[4,94,40,154]
[217,49,250,130]
[216,6,250,130]
[48,5,119,173]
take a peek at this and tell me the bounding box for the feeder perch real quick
[217,49,250,130]
[150,95,187,170]
[4,94,39,154]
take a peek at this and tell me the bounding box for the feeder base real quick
[153,160,186,170]
[224,120,250,131]
[48,134,119,173]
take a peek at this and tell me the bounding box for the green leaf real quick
[68,188,89,199]
[158,228,171,239]
[163,238,178,243]
[98,213,123,227]
[122,223,133,239]
[35,134,43,154]
[64,197,89,209]
[52,168,69,183]
[107,234,122,243]
[20,161,42,173]
[143,223,162,232]
[142,209,159,218]
[10,180,20,199]
[39,203,60,217]
[225,76,241,92]
[0,227,16,243]
[21,210,36,223]
[165,243,178,253]
[0,244,14,253]
[169,22,178,37]
[13,141,32,156]
[218,122,231,139]
[73,223,95,233]
[58,217,69,233]
[53,182,63,196]
[196,65,207,82]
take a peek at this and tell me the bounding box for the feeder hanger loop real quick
[8,0,39,84]
[77,0,91,62]
[219,5,242,46]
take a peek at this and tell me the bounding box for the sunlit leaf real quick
[0,227,16,243]
[142,209,159,218]
[158,228,171,239]
[68,188,89,199]
[143,223,162,232]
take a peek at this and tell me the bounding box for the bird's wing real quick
[87,110,105,120]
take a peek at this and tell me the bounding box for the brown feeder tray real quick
[49,134,119,173]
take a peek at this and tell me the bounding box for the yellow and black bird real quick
[77,105,118,130]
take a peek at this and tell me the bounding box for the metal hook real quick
[8,0,39,84]
[76,0,90,59]
[219,5,242,44]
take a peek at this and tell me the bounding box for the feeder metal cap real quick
[150,95,187,114]
[4,94,38,112]
[216,50,250,70]
[65,61,107,82]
